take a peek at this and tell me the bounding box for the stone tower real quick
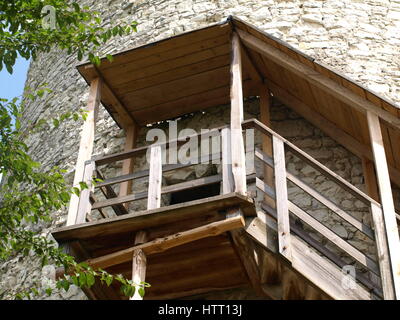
[1,0,400,300]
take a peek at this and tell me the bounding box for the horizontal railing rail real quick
[244,118,393,299]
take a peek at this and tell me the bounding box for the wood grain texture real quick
[85,215,245,270]
[67,78,101,226]
[230,32,247,195]
[367,111,400,299]
[272,136,292,262]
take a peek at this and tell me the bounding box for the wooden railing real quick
[76,123,258,224]
[242,118,394,300]
[75,117,396,299]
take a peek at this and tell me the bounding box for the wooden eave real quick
[76,16,400,184]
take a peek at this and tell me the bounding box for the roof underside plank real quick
[76,16,400,180]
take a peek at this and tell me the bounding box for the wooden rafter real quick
[266,81,400,187]
[236,28,400,128]
[82,64,137,130]
[84,215,245,270]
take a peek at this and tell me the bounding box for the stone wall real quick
[1,0,400,299]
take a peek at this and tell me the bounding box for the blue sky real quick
[0,56,30,101]
[0,56,30,183]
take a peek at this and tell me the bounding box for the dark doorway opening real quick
[169,182,221,205]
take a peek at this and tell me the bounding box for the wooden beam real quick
[147,145,162,209]
[92,173,227,211]
[222,127,265,295]
[367,111,400,299]
[67,78,101,226]
[286,172,374,239]
[130,231,147,300]
[119,125,138,209]
[362,157,380,202]
[229,225,265,297]
[83,65,136,129]
[245,216,374,300]
[93,124,225,166]
[230,32,247,195]
[96,170,128,216]
[288,201,380,275]
[262,202,382,297]
[259,84,275,208]
[130,145,161,300]
[266,81,400,187]
[236,29,400,128]
[241,45,263,85]
[85,215,245,270]
[96,152,222,188]
[221,127,234,194]
[76,161,95,224]
[273,135,292,262]
[370,203,396,299]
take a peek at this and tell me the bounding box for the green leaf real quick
[45,288,52,296]
[106,54,114,62]
[71,275,79,286]
[105,275,113,286]
[5,63,13,74]
[72,187,81,196]
[138,287,145,297]
[78,272,86,287]
[79,181,88,190]
[86,273,95,287]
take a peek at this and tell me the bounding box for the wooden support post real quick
[222,127,264,296]
[67,78,101,226]
[130,145,161,300]
[76,160,95,224]
[259,84,275,208]
[130,231,147,301]
[147,145,162,210]
[272,135,292,262]
[370,203,396,300]
[230,32,247,195]
[119,125,138,209]
[221,128,234,194]
[362,157,380,202]
[367,111,400,299]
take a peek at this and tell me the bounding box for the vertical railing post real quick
[370,203,396,299]
[367,111,400,299]
[130,145,162,300]
[260,84,275,208]
[221,128,234,194]
[272,136,292,262]
[119,125,138,208]
[75,160,95,224]
[230,32,247,196]
[147,145,162,210]
[67,77,101,226]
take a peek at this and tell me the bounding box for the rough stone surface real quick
[1,0,400,300]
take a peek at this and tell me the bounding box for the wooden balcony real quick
[52,17,400,300]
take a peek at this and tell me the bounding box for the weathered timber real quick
[272,135,292,262]
[367,111,400,299]
[67,78,101,226]
[230,32,247,195]
[85,215,245,270]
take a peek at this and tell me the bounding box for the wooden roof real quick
[77,16,400,184]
